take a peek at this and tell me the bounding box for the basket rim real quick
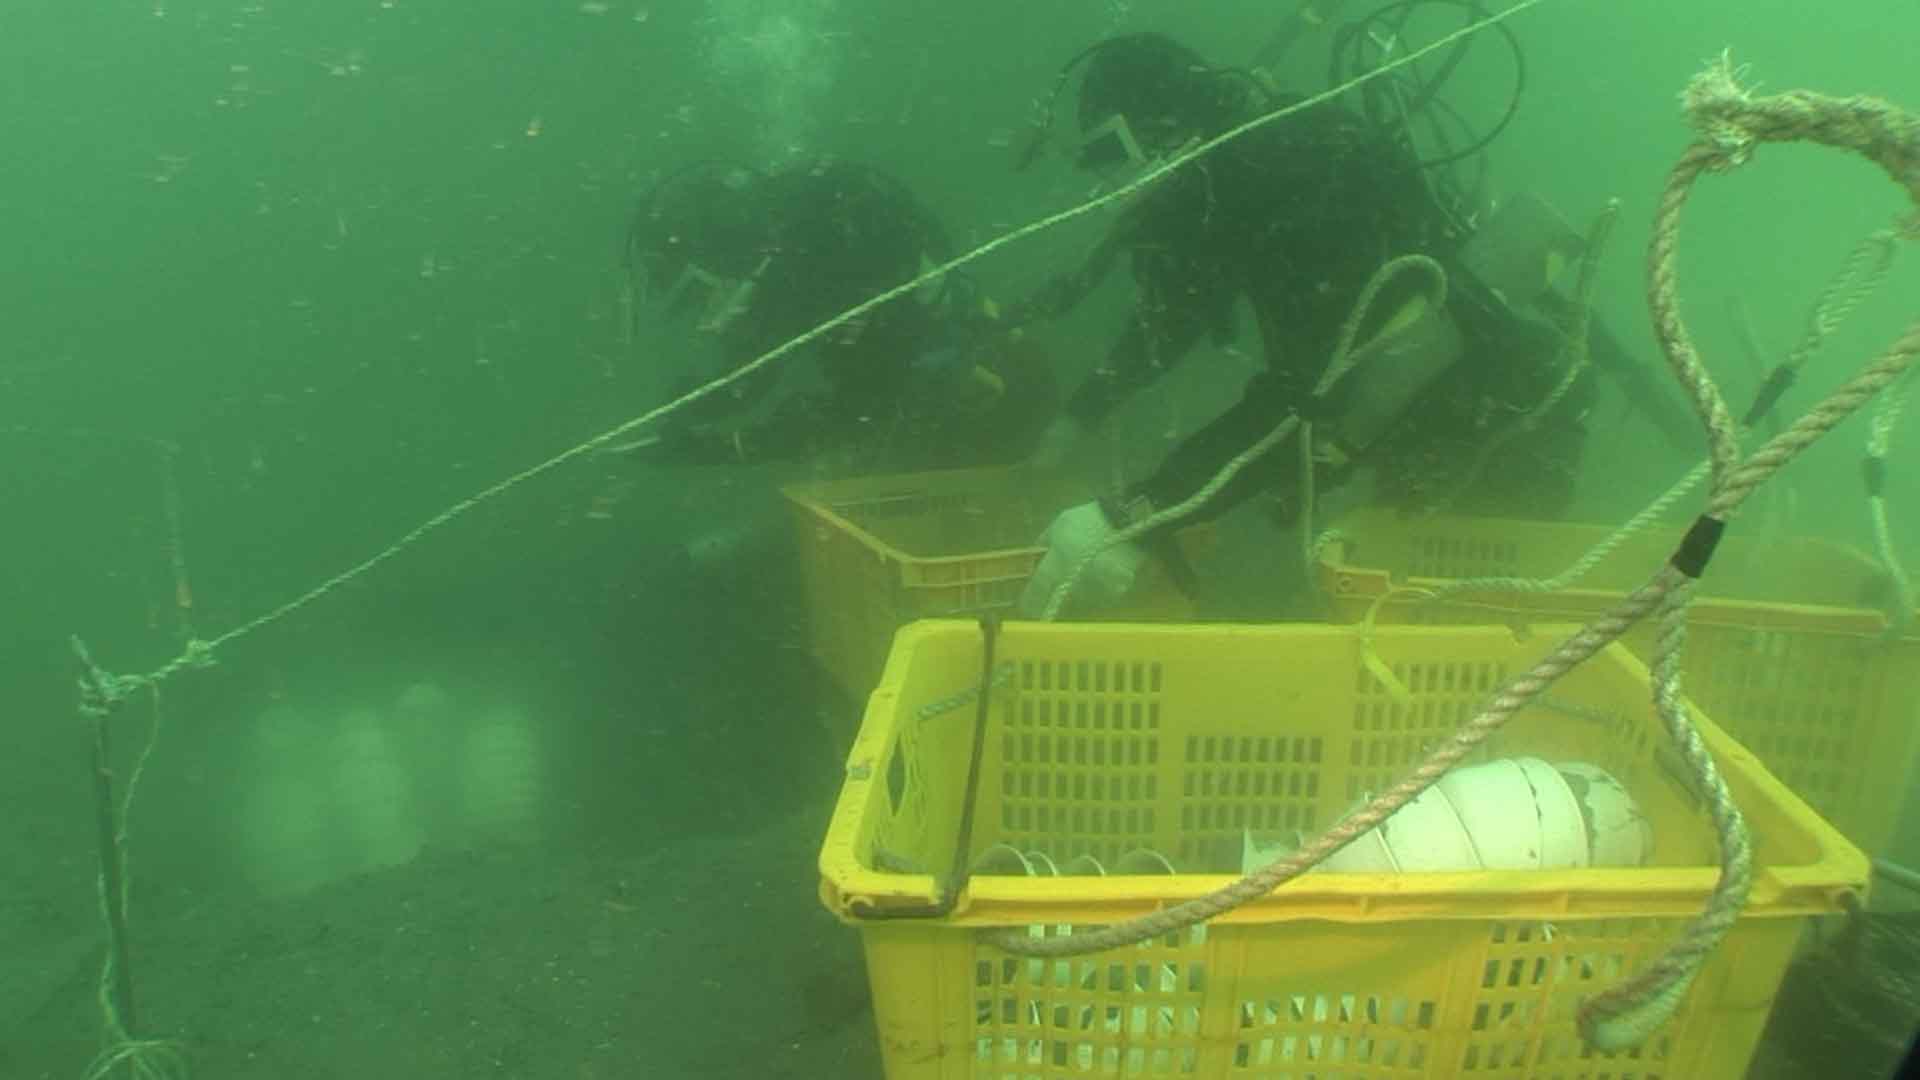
[783,466,1048,569]
[817,619,1871,927]
[1314,509,1917,638]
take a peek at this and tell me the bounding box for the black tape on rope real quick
[1741,365,1797,427]
[1863,454,1887,497]
[1670,514,1726,579]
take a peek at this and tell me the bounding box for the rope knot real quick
[76,679,114,721]
[1699,123,1754,170]
[74,667,144,719]
[1682,50,1758,170]
[182,638,216,670]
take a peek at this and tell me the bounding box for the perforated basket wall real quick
[1316,510,1920,857]
[784,467,1193,701]
[818,620,1866,1080]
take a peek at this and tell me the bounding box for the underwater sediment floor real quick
[5,812,878,1080]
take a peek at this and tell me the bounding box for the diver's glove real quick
[1019,501,1147,618]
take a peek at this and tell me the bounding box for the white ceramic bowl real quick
[1318,821,1400,873]
[1061,853,1107,876]
[971,843,1034,876]
[1556,762,1654,867]
[1112,848,1177,875]
[1380,785,1482,872]
[1437,759,1544,870]
[1516,756,1589,870]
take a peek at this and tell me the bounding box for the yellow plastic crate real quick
[783,466,1195,700]
[1315,510,1920,857]
[818,620,1866,1080]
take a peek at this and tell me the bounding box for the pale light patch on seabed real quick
[455,704,547,845]
[232,704,339,896]
[227,681,550,897]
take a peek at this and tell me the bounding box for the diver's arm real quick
[1125,371,1302,528]
[615,390,839,467]
[1002,217,1133,327]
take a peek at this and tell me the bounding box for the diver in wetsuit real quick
[620,158,1057,472]
[1006,33,1636,613]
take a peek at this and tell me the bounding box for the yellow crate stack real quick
[1316,510,1920,858]
[784,466,1196,703]
[819,620,1866,1080]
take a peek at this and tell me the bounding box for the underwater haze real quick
[3,1,1918,1078]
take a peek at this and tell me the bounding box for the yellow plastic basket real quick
[783,467,1195,700]
[818,619,1866,1080]
[1315,510,1920,858]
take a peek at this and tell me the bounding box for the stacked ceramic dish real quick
[1244,757,1652,874]
[971,844,1179,877]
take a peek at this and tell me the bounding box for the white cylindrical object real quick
[1318,822,1400,873]
[1557,762,1654,868]
[1517,757,1589,870]
[1251,758,1651,878]
[1380,785,1481,872]
[1438,759,1545,870]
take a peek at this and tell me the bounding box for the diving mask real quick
[1076,113,1151,172]
[1075,112,1199,195]
[652,256,769,335]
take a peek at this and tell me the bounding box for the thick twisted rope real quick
[988,55,1920,1057]
[1578,53,1919,1047]
[1784,226,1900,373]
[1865,374,1915,635]
[1385,207,1897,604]
[1516,201,1616,422]
[1430,217,1906,602]
[1295,256,1453,585]
[1573,578,1753,1048]
[1869,379,1911,458]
